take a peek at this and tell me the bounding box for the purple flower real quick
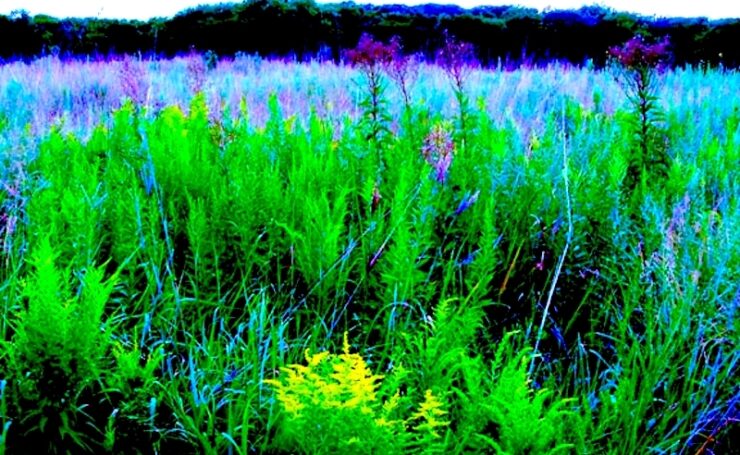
[454,190,480,216]
[609,36,671,70]
[186,52,207,94]
[436,32,478,88]
[345,34,397,71]
[422,124,455,183]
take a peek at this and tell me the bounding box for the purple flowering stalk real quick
[436,32,477,152]
[436,32,476,94]
[422,124,455,183]
[609,36,670,71]
[454,190,480,216]
[609,35,672,192]
[385,36,420,112]
[346,34,397,146]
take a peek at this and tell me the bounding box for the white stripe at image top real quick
[0,0,738,20]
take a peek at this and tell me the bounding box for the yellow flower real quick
[265,332,385,419]
[410,389,450,438]
[305,348,330,366]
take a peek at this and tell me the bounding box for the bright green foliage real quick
[404,301,587,454]
[485,337,586,454]
[26,129,106,269]
[103,339,164,450]
[15,237,116,382]
[5,236,117,451]
[408,389,451,453]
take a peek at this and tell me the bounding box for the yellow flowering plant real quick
[265,332,450,454]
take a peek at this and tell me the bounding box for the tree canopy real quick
[0,1,738,67]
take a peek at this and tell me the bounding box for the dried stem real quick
[530,98,574,375]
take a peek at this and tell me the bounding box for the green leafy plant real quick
[408,389,451,452]
[0,380,9,455]
[5,236,117,452]
[485,335,587,454]
[346,34,396,150]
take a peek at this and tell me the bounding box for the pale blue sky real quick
[1,0,738,20]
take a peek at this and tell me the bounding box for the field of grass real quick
[0,54,738,454]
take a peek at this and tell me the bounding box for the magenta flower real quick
[609,36,671,70]
[345,34,398,70]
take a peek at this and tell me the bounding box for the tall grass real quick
[0,56,737,453]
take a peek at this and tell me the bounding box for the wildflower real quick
[422,124,455,183]
[371,182,382,213]
[609,35,672,194]
[458,252,476,267]
[265,332,383,418]
[454,190,480,216]
[436,31,477,90]
[186,51,207,94]
[533,251,543,271]
[436,32,476,150]
[346,34,398,145]
[609,36,670,71]
[346,34,397,70]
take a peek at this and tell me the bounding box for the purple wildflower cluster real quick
[346,34,420,144]
[436,32,478,89]
[609,36,671,70]
[346,34,398,70]
[346,34,419,93]
[422,124,455,183]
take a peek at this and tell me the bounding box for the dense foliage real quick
[0,49,738,453]
[2,1,740,67]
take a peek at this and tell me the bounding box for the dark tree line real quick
[1,1,739,67]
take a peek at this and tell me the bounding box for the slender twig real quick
[530,98,574,375]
